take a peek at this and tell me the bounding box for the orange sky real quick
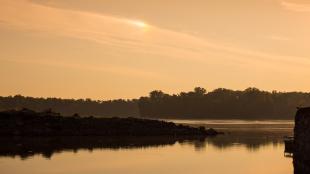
[0,0,310,99]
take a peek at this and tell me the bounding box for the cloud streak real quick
[280,1,310,12]
[0,0,310,76]
[0,57,160,79]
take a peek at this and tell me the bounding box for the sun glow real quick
[130,20,148,29]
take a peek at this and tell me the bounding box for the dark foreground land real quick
[294,107,310,174]
[0,109,219,137]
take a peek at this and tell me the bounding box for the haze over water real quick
[0,120,294,174]
[0,1,306,173]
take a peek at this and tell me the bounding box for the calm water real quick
[0,120,294,174]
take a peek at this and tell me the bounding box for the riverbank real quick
[0,109,220,137]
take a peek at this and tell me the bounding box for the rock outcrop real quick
[0,109,220,137]
[294,107,310,174]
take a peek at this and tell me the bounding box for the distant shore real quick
[0,109,220,137]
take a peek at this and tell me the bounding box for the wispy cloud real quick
[0,0,310,75]
[280,1,310,12]
[269,35,290,41]
[0,57,160,79]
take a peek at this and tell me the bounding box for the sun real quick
[134,21,147,28]
[129,20,148,29]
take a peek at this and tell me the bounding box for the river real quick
[0,120,294,174]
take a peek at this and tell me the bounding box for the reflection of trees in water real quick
[0,136,198,159]
[180,130,292,151]
[0,130,292,159]
[183,135,283,151]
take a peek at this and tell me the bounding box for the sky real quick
[0,0,310,99]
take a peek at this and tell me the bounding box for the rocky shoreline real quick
[0,109,220,137]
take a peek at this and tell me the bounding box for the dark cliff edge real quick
[0,108,220,137]
[294,107,310,174]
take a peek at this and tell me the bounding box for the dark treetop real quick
[1,87,310,119]
[139,87,310,119]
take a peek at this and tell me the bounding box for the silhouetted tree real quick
[1,87,310,119]
[194,87,206,96]
[138,87,310,119]
[0,96,139,117]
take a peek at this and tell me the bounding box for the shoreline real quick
[0,109,221,137]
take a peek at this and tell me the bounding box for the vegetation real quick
[139,87,310,119]
[0,108,218,136]
[0,95,139,117]
[1,87,310,119]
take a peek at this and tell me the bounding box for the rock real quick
[206,128,220,136]
[294,107,310,174]
[0,109,221,137]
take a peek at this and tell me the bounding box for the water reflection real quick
[0,129,292,159]
[0,128,295,174]
[190,130,292,151]
[0,136,183,159]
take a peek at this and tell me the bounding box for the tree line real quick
[138,87,310,119]
[0,95,139,117]
[1,87,310,119]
